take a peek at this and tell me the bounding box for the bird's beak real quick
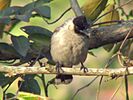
[82,29,90,37]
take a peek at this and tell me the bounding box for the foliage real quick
[0,0,133,99]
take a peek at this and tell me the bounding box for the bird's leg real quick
[80,62,88,73]
[56,62,64,73]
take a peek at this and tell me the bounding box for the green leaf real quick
[5,93,15,99]
[21,26,52,37]
[21,26,52,48]
[39,0,52,3]
[11,36,30,57]
[24,74,36,79]
[81,0,108,21]
[0,43,19,57]
[12,3,35,22]
[0,6,22,16]
[112,43,121,54]
[129,10,133,17]
[19,75,40,95]
[14,2,51,22]
[21,0,51,13]
[13,2,37,22]
[88,51,96,57]
[30,34,51,47]
[0,73,16,88]
[98,3,119,26]
[34,6,51,18]
[0,6,21,24]
[35,0,52,5]
[103,44,114,52]
[15,11,32,22]
[17,92,48,100]
[121,40,133,58]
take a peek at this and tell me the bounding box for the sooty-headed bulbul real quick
[50,16,90,85]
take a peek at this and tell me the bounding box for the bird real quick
[50,16,90,85]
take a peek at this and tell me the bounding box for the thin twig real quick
[71,76,99,100]
[70,0,83,16]
[92,20,122,27]
[43,7,71,24]
[116,19,133,100]
[124,75,129,100]
[120,29,133,100]
[29,49,42,66]
[7,76,24,100]
[105,54,118,68]
[111,26,133,100]
[119,28,133,51]
[117,0,129,20]
[96,76,103,100]
[94,0,133,23]
[96,27,132,98]
[110,79,123,100]
[96,53,118,100]
[117,53,124,67]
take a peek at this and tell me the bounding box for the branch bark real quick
[0,64,133,77]
[0,20,133,60]
[88,20,133,49]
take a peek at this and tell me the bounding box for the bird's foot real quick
[80,62,88,73]
[80,66,88,73]
[56,62,64,73]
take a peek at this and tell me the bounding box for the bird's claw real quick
[56,66,64,73]
[80,66,88,73]
[80,62,88,73]
[56,63,64,73]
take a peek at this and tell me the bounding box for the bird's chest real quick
[51,31,89,66]
[52,30,87,52]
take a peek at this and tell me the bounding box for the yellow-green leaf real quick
[17,92,50,100]
[97,2,120,52]
[81,0,108,21]
[98,4,120,26]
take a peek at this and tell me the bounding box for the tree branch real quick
[88,20,133,49]
[0,20,133,61]
[1,64,133,77]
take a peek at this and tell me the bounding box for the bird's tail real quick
[49,74,73,85]
[45,74,73,96]
[55,74,73,84]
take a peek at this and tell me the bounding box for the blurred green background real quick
[1,0,133,100]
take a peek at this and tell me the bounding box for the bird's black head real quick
[73,16,89,35]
